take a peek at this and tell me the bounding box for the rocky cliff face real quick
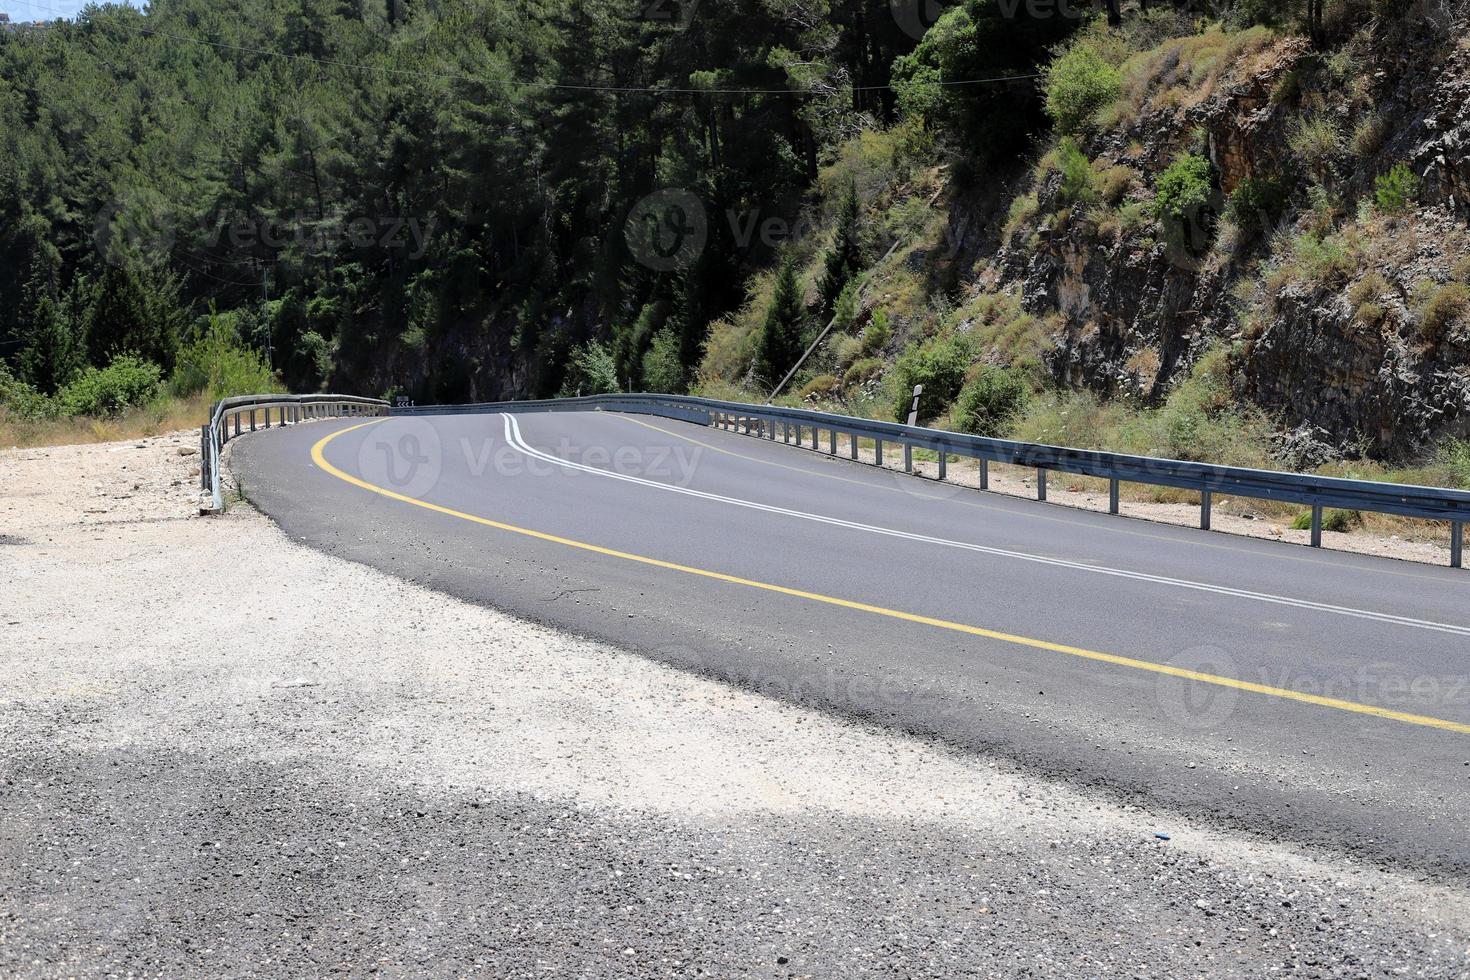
[986,17,1470,458]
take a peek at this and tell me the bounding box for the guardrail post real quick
[980,458,989,490]
[1109,478,1119,514]
[829,429,837,455]
[938,453,946,481]
[875,439,883,467]
[849,434,858,460]
[811,426,818,450]
[1200,490,1212,531]
[1037,467,1047,501]
[200,425,209,489]
[233,413,241,438]
[904,443,912,473]
[1310,504,1323,547]
[250,410,256,432]
[1453,522,1463,568]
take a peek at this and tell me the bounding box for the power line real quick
[0,0,1041,96]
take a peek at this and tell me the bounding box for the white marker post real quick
[904,384,922,473]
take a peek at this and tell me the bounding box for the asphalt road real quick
[234,409,1470,879]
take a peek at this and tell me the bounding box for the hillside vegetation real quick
[697,1,1470,492]
[4,0,1470,497]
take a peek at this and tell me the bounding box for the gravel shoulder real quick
[2,429,1469,977]
[822,433,1457,566]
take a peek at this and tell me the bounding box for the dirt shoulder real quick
[2,431,1468,976]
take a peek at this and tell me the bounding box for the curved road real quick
[233,409,1470,878]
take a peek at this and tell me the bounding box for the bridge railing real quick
[394,393,1470,567]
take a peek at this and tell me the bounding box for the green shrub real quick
[1350,113,1389,158]
[860,309,891,355]
[953,367,1030,437]
[1152,154,1214,225]
[1349,271,1391,325]
[1288,114,1342,174]
[797,373,840,401]
[1374,162,1418,214]
[1434,438,1470,488]
[843,357,884,387]
[1003,192,1040,239]
[170,318,280,400]
[890,333,972,422]
[831,333,865,371]
[1417,281,1470,340]
[1291,509,1361,533]
[1055,139,1097,207]
[0,365,57,421]
[641,327,684,394]
[1114,347,1272,467]
[1094,164,1137,206]
[558,340,620,397]
[1225,173,1290,234]
[57,355,163,417]
[1044,44,1121,136]
[830,281,862,333]
[1291,232,1354,286]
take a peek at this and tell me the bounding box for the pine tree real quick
[83,264,185,371]
[818,181,863,315]
[19,285,78,395]
[757,257,808,390]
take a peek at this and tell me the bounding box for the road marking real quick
[608,412,1465,586]
[310,418,1470,737]
[504,414,1470,638]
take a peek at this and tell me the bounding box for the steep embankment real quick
[701,10,1470,467]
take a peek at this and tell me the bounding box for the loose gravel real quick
[2,432,1468,976]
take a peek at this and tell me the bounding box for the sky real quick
[1,0,138,21]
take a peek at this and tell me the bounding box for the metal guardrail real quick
[200,393,389,513]
[395,392,1470,567]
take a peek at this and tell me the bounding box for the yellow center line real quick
[607,412,1462,585]
[310,418,1470,737]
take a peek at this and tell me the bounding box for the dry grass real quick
[0,393,213,450]
[1107,26,1277,131]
